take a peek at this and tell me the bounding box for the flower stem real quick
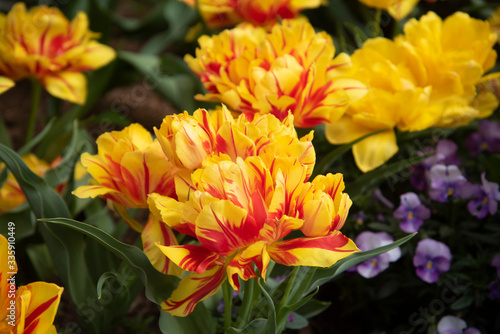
[222,280,233,332]
[236,278,257,328]
[25,80,42,144]
[372,9,382,37]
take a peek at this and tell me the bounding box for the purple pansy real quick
[488,280,500,300]
[353,211,366,226]
[411,140,461,191]
[465,120,500,157]
[393,192,431,233]
[492,254,500,278]
[354,231,401,279]
[437,315,480,334]
[428,165,468,202]
[413,239,451,283]
[463,173,500,219]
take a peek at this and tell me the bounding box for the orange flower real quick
[0,3,116,104]
[185,19,366,128]
[149,157,357,316]
[0,235,63,334]
[181,0,324,28]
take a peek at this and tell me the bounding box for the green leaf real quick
[0,144,99,332]
[348,155,429,200]
[159,304,215,334]
[39,217,179,305]
[305,233,417,294]
[295,299,331,319]
[26,244,56,281]
[259,279,277,334]
[0,208,36,240]
[141,1,197,54]
[285,312,308,330]
[0,116,12,148]
[313,128,389,178]
[118,51,199,111]
[451,295,474,311]
[226,319,269,334]
[97,272,119,299]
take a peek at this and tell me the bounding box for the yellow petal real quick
[352,129,398,173]
[43,72,87,104]
[0,76,14,94]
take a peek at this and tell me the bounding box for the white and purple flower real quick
[465,120,500,157]
[428,165,468,203]
[462,173,500,219]
[437,315,480,334]
[354,231,401,279]
[413,239,451,283]
[393,192,431,233]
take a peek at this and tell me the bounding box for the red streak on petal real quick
[24,295,59,328]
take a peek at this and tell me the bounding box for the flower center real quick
[426,261,433,269]
[407,212,414,219]
[481,142,488,151]
[371,259,377,266]
[482,197,488,205]
[447,188,454,196]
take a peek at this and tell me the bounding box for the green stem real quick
[277,266,299,313]
[222,280,233,332]
[236,278,257,328]
[25,80,42,145]
[372,9,382,37]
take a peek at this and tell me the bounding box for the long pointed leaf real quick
[313,128,389,178]
[305,233,417,294]
[0,144,99,332]
[39,217,179,304]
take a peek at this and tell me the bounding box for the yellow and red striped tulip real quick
[149,157,358,316]
[185,19,367,128]
[0,235,63,334]
[73,124,177,231]
[181,0,324,28]
[0,3,116,104]
[141,215,183,277]
[0,154,58,214]
[155,105,316,179]
[357,0,419,20]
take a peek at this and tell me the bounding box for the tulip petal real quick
[72,40,116,72]
[0,76,14,94]
[43,71,87,104]
[142,215,182,276]
[16,282,63,334]
[352,129,398,172]
[157,244,220,274]
[196,200,259,255]
[268,231,359,267]
[161,264,226,317]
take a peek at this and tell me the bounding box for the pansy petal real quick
[268,231,359,267]
[161,264,226,317]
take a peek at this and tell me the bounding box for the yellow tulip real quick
[0,3,116,104]
[326,12,500,172]
[0,235,63,334]
[358,0,419,20]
